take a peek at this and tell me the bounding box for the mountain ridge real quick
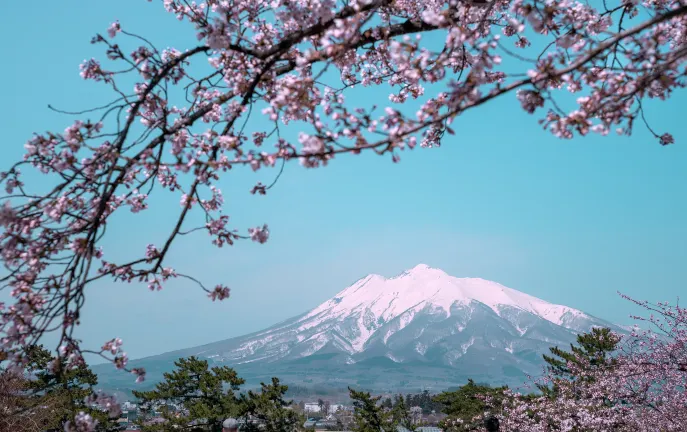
[94,265,619,393]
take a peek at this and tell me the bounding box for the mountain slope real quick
[94,264,618,393]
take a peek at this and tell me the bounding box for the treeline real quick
[0,351,301,432]
[380,391,443,414]
[284,384,348,398]
[1,327,619,431]
[131,357,302,432]
[342,328,620,431]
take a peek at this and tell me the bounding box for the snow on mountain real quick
[95,265,619,392]
[304,264,586,345]
[223,264,599,361]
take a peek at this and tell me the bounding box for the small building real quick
[328,403,344,413]
[304,403,321,412]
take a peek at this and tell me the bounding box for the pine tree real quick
[434,380,508,431]
[348,388,395,432]
[391,394,412,429]
[133,356,244,432]
[238,377,303,432]
[539,327,620,397]
[18,345,120,431]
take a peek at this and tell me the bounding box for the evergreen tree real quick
[18,345,120,431]
[434,380,508,431]
[133,356,244,432]
[403,390,443,414]
[239,377,303,432]
[1,366,64,432]
[348,388,395,432]
[391,394,412,429]
[539,327,620,397]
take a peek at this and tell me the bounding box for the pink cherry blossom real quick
[101,338,123,355]
[484,295,687,432]
[208,284,231,301]
[64,412,98,432]
[131,367,146,383]
[107,21,121,38]
[86,392,122,418]
[248,224,270,244]
[660,132,675,145]
[79,59,111,82]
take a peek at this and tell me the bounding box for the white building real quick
[328,404,344,414]
[122,401,138,411]
[304,403,321,412]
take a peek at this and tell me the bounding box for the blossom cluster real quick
[470,298,687,432]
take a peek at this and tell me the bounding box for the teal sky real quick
[1,2,686,361]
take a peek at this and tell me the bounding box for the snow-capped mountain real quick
[95,265,618,392]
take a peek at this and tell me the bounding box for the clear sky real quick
[1,1,686,361]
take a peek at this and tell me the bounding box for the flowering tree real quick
[0,369,57,432]
[483,297,687,431]
[0,345,121,432]
[0,0,685,425]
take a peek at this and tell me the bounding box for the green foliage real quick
[390,394,412,429]
[20,345,120,431]
[133,357,304,432]
[539,327,620,397]
[239,377,303,432]
[133,356,244,432]
[434,380,508,431]
[348,387,396,432]
[404,390,443,414]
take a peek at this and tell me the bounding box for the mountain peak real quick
[311,265,591,350]
[410,263,433,272]
[397,263,447,278]
[408,263,439,273]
